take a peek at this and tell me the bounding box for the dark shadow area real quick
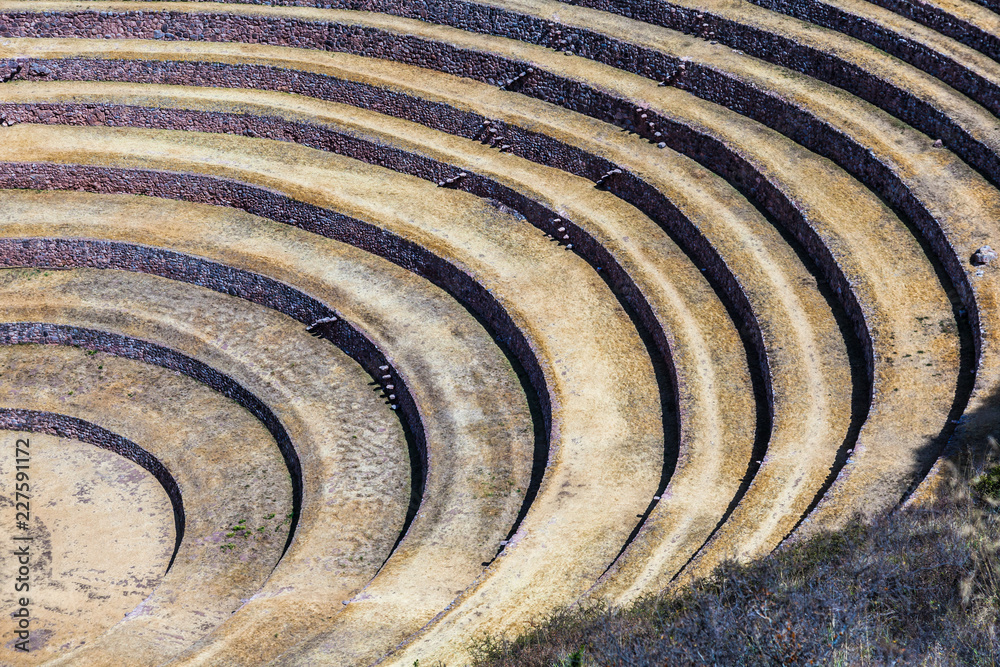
[896,278,979,508]
[484,316,549,565]
[595,271,682,576]
[922,379,1000,492]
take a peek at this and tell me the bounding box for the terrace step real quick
[0,120,665,660]
[0,0,987,662]
[456,0,1000,516]
[0,19,988,457]
[21,119,657,651]
[859,0,1000,62]
[741,0,1000,115]
[450,0,991,542]
[0,268,399,665]
[0,80,856,607]
[521,0,1000,169]
[9,0,1000,186]
[0,6,962,527]
[0,190,534,665]
[0,337,292,665]
[0,28,964,660]
[0,39,900,604]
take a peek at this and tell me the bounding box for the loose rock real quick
[971,245,998,266]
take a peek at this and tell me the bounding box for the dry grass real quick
[468,441,1000,666]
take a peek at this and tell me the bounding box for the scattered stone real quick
[475,119,494,143]
[971,245,997,266]
[933,139,944,148]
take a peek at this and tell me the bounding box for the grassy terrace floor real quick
[0,431,174,664]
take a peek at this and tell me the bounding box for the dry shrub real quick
[468,441,1000,667]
